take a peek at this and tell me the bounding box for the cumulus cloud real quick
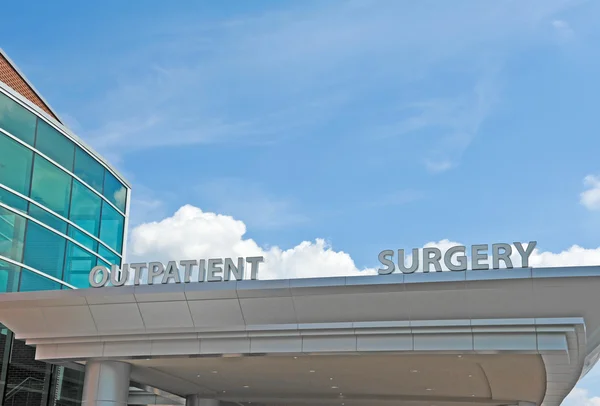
[581,175,600,211]
[124,205,600,284]
[563,388,600,406]
[127,205,375,280]
[528,244,600,267]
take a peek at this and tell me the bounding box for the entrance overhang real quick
[0,266,599,406]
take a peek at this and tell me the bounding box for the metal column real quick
[82,360,131,406]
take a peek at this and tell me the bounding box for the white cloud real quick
[527,244,600,267]
[196,178,309,229]
[383,66,502,173]
[425,159,454,173]
[552,19,575,41]
[127,205,373,280]
[126,205,600,282]
[126,184,168,228]
[65,0,580,161]
[563,388,600,406]
[581,175,600,211]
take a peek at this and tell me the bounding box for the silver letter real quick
[198,259,206,282]
[444,245,467,271]
[423,247,442,272]
[377,250,395,275]
[89,265,109,288]
[207,258,223,282]
[147,262,164,285]
[514,241,537,268]
[398,249,418,274]
[180,260,197,283]
[110,264,129,287]
[492,243,513,269]
[162,261,181,284]
[471,244,489,270]
[129,263,146,285]
[246,256,264,280]
[224,258,244,281]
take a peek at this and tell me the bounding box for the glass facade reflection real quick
[0,73,130,405]
[0,90,129,290]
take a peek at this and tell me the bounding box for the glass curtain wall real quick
[0,87,129,406]
[0,90,128,291]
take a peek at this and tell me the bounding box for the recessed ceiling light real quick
[471,394,475,397]
[331,386,338,389]
[457,355,462,358]
[468,374,473,378]
[222,391,226,393]
[309,370,316,373]
[243,385,250,388]
[330,377,334,380]
[294,356,298,359]
[410,369,419,373]
[426,388,433,391]
[197,374,201,378]
[211,370,218,374]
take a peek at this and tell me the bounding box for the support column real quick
[186,396,220,406]
[82,360,131,406]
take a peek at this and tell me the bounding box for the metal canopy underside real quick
[0,266,599,406]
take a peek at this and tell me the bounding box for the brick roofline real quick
[0,48,62,123]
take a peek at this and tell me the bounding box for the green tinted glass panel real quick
[103,171,127,213]
[97,258,110,268]
[0,260,20,293]
[0,134,33,195]
[74,147,104,193]
[67,225,97,251]
[99,201,124,253]
[22,221,66,280]
[0,206,26,262]
[19,268,62,292]
[0,187,28,213]
[0,92,36,145]
[98,244,120,266]
[28,205,67,234]
[35,120,75,171]
[69,180,101,236]
[30,155,72,217]
[64,242,96,288]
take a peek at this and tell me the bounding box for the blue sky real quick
[2,0,600,402]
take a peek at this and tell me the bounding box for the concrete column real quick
[82,360,131,406]
[186,396,220,406]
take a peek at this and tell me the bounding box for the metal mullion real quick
[0,85,130,189]
[40,363,52,406]
[61,163,75,286]
[0,255,76,290]
[0,184,122,259]
[0,329,14,406]
[0,202,114,268]
[0,128,127,218]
